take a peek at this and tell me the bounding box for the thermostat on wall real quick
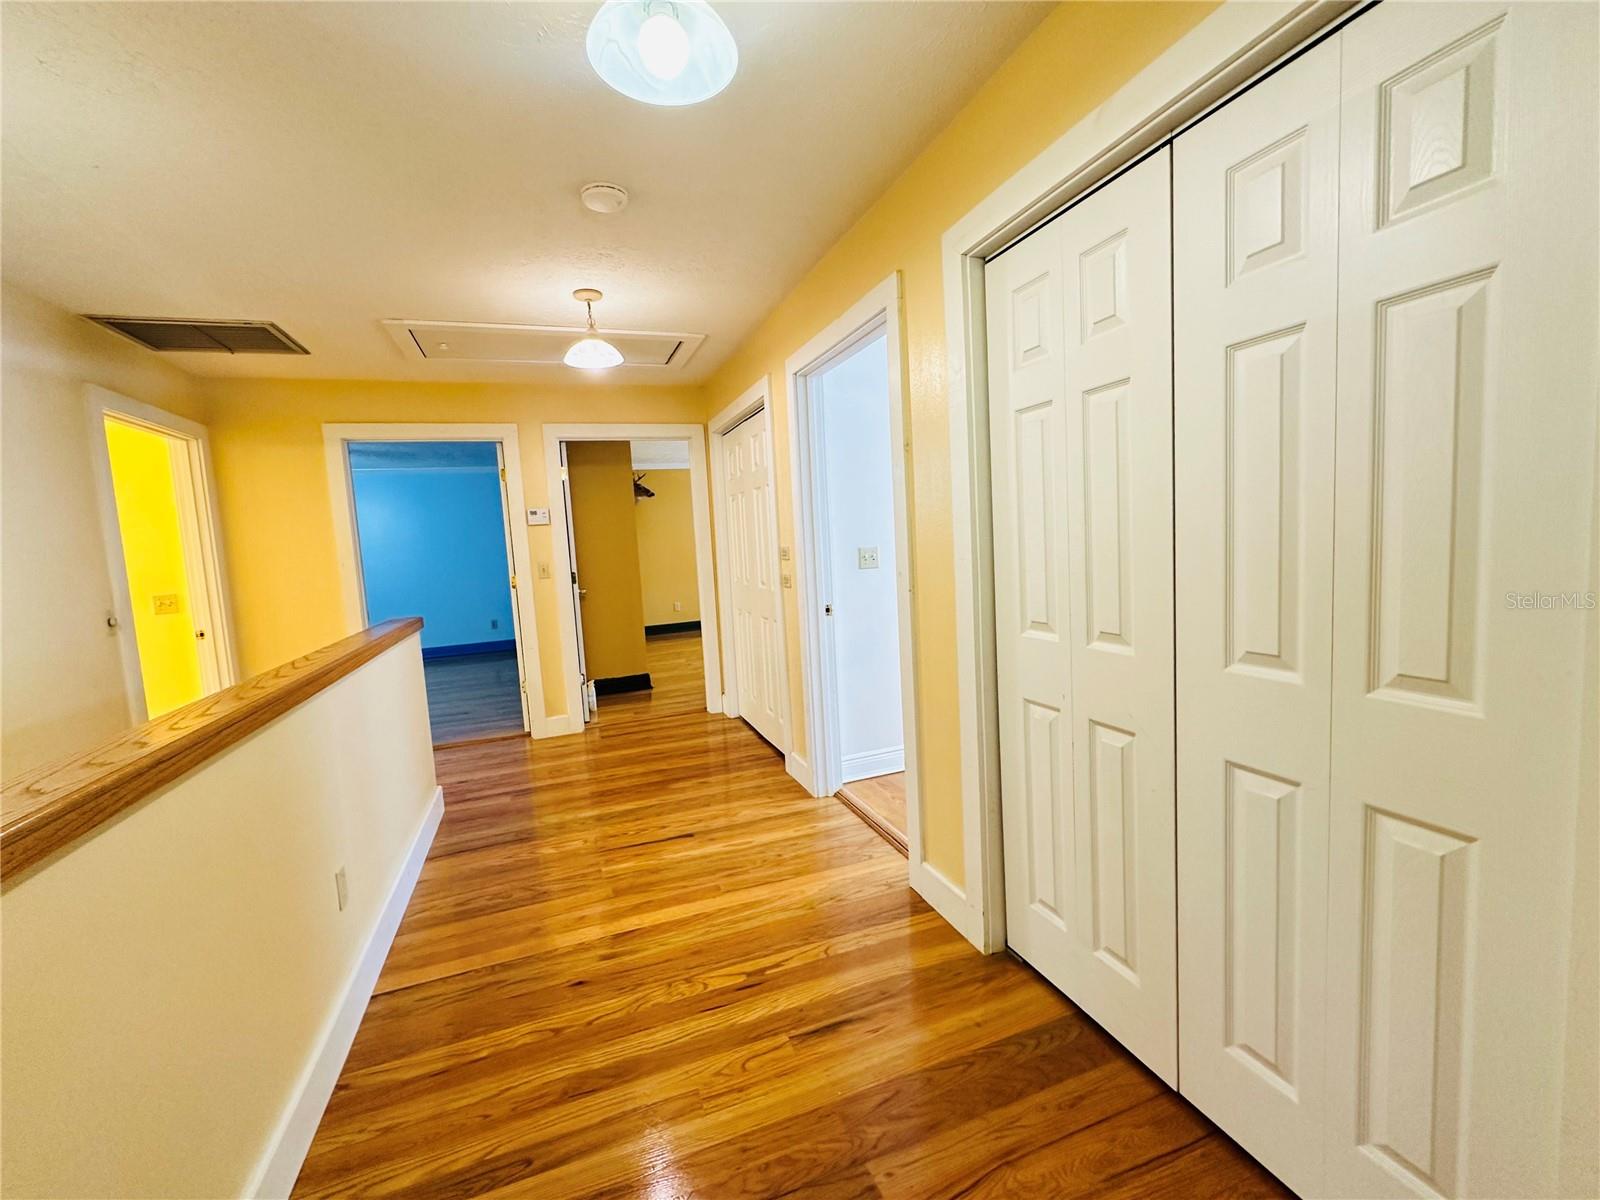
[526,508,550,526]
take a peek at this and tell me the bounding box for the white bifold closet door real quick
[985,149,1177,1085]
[1173,33,1340,1199]
[1324,4,1597,1196]
[1176,3,1599,1197]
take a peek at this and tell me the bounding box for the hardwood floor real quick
[596,630,707,723]
[423,650,525,744]
[837,772,908,855]
[294,637,1287,1199]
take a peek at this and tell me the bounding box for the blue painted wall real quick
[348,442,515,653]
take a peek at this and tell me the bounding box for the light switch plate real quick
[152,593,181,615]
[858,547,880,570]
[526,507,551,526]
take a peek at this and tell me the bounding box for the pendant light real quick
[586,0,737,107]
[563,289,624,370]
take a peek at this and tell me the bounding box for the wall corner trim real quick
[910,860,989,953]
[245,785,443,1199]
[784,752,816,796]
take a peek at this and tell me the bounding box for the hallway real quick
[292,644,1285,1198]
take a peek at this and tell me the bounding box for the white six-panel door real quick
[1173,34,1341,1198]
[1324,4,1598,1196]
[987,149,1178,1085]
[721,412,788,750]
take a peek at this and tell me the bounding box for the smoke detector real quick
[580,182,630,214]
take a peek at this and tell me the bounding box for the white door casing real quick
[987,148,1178,1085]
[558,442,595,724]
[1173,34,1340,1197]
[492,441,535,731]
[1325,4,1599,1197]
[721,410,787,751]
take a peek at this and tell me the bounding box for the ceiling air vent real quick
[85,316,309,355]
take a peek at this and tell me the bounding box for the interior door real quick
[1172,35,1340,1196]
[721,410,787,750]
[1324,4,1599,1195]
[559,443,595,723]
[492,442,532,732]
[986,148,1177,1085]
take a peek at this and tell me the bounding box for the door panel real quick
[988,148,1177,1085]
[1326,4,1598,1196]
[1173,36,1340,1197]
[722,412,787,750]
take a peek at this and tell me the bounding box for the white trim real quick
[909,860,984,950]
[86,386,240,723]
[784,751,814,795]
[941,0,1357,952]
[542,423,721,724]
[321,423,546,737]
[782,273,927,898]
[842,748,906,781]
[247,784,443,1199]
[706,378,788,732]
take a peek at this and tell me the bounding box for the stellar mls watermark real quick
[1504,590,1597,610]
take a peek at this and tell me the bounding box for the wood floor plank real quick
[293,635,1290,1200]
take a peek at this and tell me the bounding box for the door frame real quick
[541,423,721,733]
[938,0,1362,951]
[707,377,792,749]
[86,385,239,723]
[784,273,924,881]
[321,421,546,737]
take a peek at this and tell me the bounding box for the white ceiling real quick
[1,2,1049,385]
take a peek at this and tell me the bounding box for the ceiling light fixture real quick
[563,289,624,370]
[586,0,737,107]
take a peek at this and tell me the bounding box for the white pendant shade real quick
[587,0,737,107]
[563,335,624,370]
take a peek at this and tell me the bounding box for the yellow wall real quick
[1,283,208,776]
[197,378,704,718]
[103,419,205,716]
[634,469,701,627]
[699,1,1218,881]
[566,441,649,680]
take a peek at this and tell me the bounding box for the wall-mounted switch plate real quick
[781,572,793,589]
[537,561,551,580]
[779,545,792,562]
[334,866,348,912]
[152,593,181,615]
[858,547,880,570]
[526,507,551,526]
[673,600,683,612]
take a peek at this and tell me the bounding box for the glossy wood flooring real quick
[423,649,525,744]
[294,637,1288,1199]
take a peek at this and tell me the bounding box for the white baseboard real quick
[785,752,817,796]
[536,712,587,738]
[247,785,443,1199]
[842,746,905,782]
[910,858,988,953]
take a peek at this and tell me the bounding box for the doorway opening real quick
[557,438,707,727]
[543,423,720,735]
[89,389,236,723]
[344,440,528,744]
[786,276,921,862]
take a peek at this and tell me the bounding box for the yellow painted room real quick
[2,2,1596,1199]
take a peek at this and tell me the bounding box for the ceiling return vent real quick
[84,316,309,354]
[382,319,706,370]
